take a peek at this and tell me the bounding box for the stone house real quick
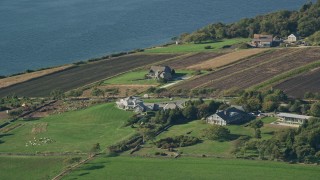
[148,66,173,80]
[206,107,251,126]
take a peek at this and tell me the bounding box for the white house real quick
[287,34,297,43]
[116,96,146,113]
[277,113,311,125]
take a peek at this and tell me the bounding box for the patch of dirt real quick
[32,123,48,134]
[187,49,268,70]
[0,65,74,89]
[274,67,320,98]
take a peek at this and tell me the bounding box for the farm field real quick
[0,156,68,180]
[202,48,320,90]
[0,65,74,89]
[64,156,320,180]
[172,48,296,90]
[274,67,320,98]
[0,54,178,97]
[0,103,135,153]
[158,52,224,69]
[173,48,320,93]
[144,38,250,53]
[187,48,268,70]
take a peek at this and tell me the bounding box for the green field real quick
[0,156,67,180]
[103,70,158,85]
[103,70,194,85]
[144,38,250,53]
[64,156,320,180]
[136,117,280,157]
[0,103,135,153]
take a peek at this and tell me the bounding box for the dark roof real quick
[216,107,247,123]
[150,66,172,73]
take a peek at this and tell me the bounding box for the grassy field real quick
[64,156,320,180]
[136,117,280,157]
[0,156,67,180]
[145,38,250,53]
[103,70,158,85]
[103,70,194,86]
[0,103,135,153]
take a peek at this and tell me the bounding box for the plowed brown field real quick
[0,54,178,97]
[274,67,320,98]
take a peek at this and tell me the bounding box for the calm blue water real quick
[0,0,310,75]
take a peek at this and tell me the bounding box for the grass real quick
[103,70,194,86]
[0,103,135,153]
[103,70,158,85]
[0,156,67,180]
[136,118,283,157]
[64,156,320,180]
[144,38,250,53]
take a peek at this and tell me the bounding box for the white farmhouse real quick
[287,34,297,43]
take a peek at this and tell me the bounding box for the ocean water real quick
[0,0,311,75]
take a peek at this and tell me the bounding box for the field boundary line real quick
[192,48,305,90]
[168,49,277,90]
[249,60,320,91]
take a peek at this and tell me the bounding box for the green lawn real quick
[0,103,135,153]
[144,38,250,53]
[136,118,282,157]
[0,156,67,180]
[103,70,158,85]
[103,70,194,85]
[64,156,320,180]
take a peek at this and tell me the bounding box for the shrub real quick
[155,135,200,149]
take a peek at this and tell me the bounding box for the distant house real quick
[206,107,251,126]
[251,34,273,48]
[287,34,297,43]
[148,66,173,80]
[277,113,311,125]
[116,96,146,113]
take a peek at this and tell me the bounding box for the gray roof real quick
[150,66,171,73]
[214,107,248,123]
[277,113,312,120]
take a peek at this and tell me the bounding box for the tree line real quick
[178,1,320,43]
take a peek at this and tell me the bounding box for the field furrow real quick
[274,67,320,98]
[0,54,178,97]
[204,48,319,90]
[172,48,297,90]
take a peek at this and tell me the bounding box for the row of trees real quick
[178,1,320,43]
[233,89,320,117]
[235,117,320,163]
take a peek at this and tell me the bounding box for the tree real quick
[50,89,65,100]
[90,143,101,154]
[254,129,262,139]
[250,120,264,130]
[262,101,277,112]
[182,105,198,121]
[310,102,320,117]
[202,125,230,141]
[91,88,105,97]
